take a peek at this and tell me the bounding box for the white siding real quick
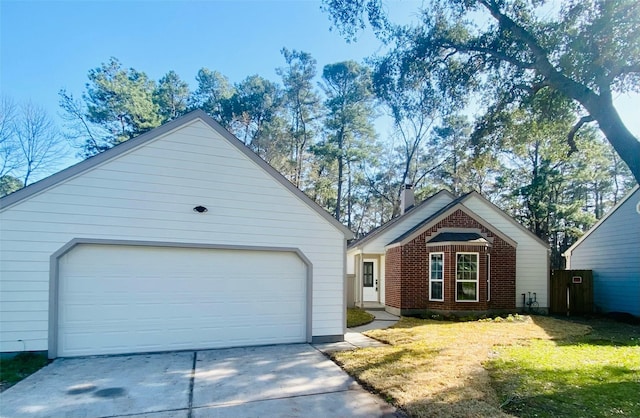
[346,194,452,306]
[359,193,454,254]
[346,252,355,275]
[569,189,640,316]
[0,119,345,352]
[462,196,550,308]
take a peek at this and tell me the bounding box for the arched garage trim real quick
[48,238,313,359]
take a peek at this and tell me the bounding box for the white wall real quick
[358,193,454,254]
[380,254,386,304]
[569,188,640,316]
[346,251,355,275]
[0,119,346,352]
[346,193,452,306]
[463,195,550,308]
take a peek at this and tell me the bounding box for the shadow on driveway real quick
[0,344,399,418]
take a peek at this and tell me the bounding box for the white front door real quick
[362,260,379,301]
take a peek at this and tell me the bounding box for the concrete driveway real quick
[0,344,399,418]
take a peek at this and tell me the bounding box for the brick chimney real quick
[400,183,415,215]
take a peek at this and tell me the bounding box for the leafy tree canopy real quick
[84,57,161,142]
[0,174,23,197]
[322,0,640,183]
[60,57,164,157]
[154,70,190,122]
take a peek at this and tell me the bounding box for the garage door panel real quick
[57,244,307,357]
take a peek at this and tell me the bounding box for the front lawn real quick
[0,352,49,392]
[487,319,640,417]
[331,315,640,417]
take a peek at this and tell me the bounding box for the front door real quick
[362,260,379,301]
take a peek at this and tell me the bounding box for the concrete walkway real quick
[314,310,400,354]
[350,310,400,333]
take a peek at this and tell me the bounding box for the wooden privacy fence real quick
[550,270,593,315]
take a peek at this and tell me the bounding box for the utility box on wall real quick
[550,270,594,315]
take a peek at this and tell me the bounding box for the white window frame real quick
[429,252,445,301]
[486,254,491,302]
[455,252,479,302]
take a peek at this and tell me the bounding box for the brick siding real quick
[384,209,516,312]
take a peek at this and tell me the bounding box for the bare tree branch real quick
[14,102,67,185]
[567,115,595,156]
[0,97,22,178]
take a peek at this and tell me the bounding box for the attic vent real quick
[193,205,208,213]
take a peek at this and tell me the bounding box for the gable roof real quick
[351,189,547,251]
[387,195,519,248]
[0,110,354,239]
[564,185,639,258]
[347,189,454,249]
[461,191,549,248]
[387,193,471,245]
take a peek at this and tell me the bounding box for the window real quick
[456,253,479,302]
[429,253,444,301]
[363,261,374,287]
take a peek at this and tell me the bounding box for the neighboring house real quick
[0,110,353,359]
[564,185,640,317]
[347,185,550,315]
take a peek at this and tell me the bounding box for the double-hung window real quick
[429,253,444,301]
[456,253,479,302]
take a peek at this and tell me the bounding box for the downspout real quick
[357,249,364,307]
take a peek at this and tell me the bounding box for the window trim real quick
[429,252,445,302]
[486,254,491,302]
[363,261,374,288]
[455,252,479,302]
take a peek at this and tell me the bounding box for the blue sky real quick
[1,1,390,110]
[1,0,639,173]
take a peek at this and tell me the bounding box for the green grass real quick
[0,352,49,391]
[332,315,640,417]
[487,319,640,418]
[333,315,591,417]
[347,308,375,328]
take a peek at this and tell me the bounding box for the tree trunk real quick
[584,98,640,184]
[335,155,343,221]
[335,128,345,222]
[485,2,640,183]
[347,161,352,230]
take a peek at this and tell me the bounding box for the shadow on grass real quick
[501,381,640,418]
[0,352,50,392]
[489,354,640,418]
[531,315,640,347]
[346,308,375,328]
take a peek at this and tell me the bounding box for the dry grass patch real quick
[331,316,590,418]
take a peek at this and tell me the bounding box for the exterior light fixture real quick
[193,205,208,213]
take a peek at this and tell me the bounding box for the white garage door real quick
[57,244,307,357]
